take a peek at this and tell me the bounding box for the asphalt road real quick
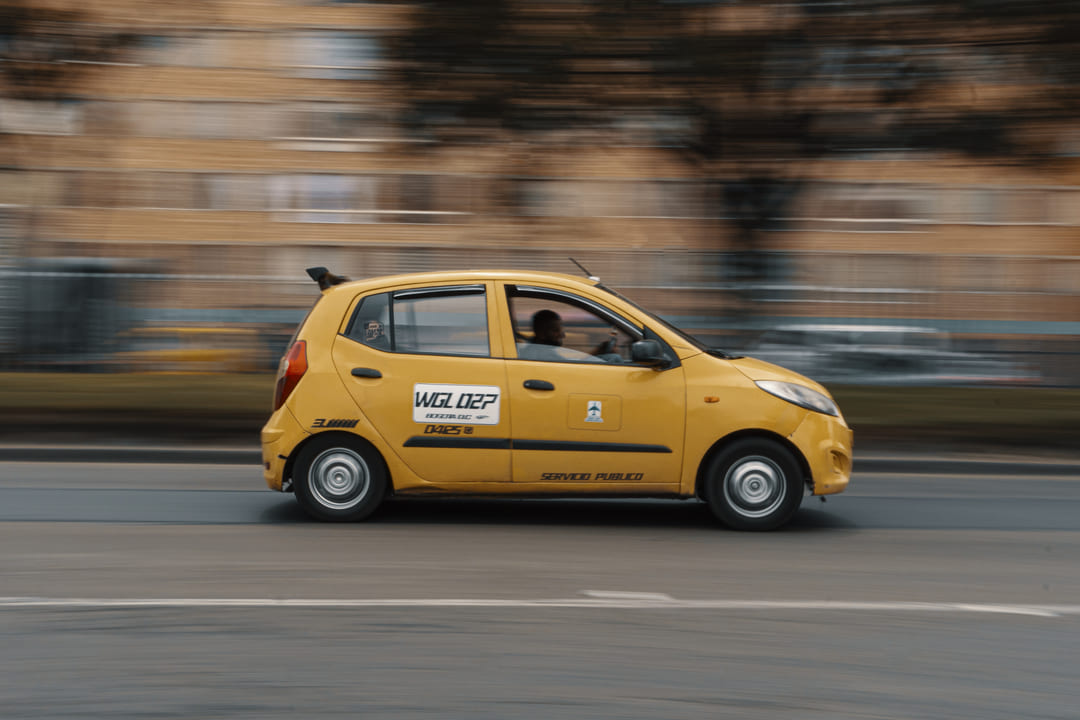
[2,460,1079,719]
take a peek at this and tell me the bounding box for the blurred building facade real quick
[1,0,1077,380]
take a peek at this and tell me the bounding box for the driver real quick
[519,310,619,362]
[530,309,565,347]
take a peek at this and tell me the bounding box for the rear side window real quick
[344,285,490,357]
[345,292,392,351]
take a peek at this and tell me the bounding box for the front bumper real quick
[788,411,853,495]
[261,407,308,492]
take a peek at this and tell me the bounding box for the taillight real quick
[273,340,307,411]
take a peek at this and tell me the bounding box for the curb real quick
[1,446,1078,476]
[854,457,1080,477]
[0,446,259,466]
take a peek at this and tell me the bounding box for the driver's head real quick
[532,309,564,346]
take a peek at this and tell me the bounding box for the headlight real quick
[755,380,838,417]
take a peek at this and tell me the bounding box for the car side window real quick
[344,292,391,350]
[506,286,639,365]
[345,286,490,357]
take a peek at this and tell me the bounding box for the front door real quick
[499,283,685,489]
[332,282,511,483]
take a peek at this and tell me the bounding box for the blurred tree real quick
[390,0,1080,323]
[0,0,133,101]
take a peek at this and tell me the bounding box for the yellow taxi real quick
[262,267,852,530]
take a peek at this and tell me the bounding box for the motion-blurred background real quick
[1,0,1077,449]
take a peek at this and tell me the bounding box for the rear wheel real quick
[704,438,804,531]
[293,435,387,522]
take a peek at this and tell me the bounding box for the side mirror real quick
[631,340,667,368]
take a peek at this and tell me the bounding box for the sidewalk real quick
[2,443,1078,476]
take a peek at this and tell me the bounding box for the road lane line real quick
[582,591,677,602]
[0,596,1075,617]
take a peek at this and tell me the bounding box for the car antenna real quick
[568,257,600,282]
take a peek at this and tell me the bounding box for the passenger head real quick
[531,309,564,346]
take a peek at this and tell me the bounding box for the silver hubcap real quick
[309,448,370,510]
[723,455,786,519]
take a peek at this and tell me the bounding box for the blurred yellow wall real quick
[2,0,1077,327]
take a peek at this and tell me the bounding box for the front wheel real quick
[293,435,388,522]
[704,438,804,531]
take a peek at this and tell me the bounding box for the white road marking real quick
[582,591,677,602]
[0,595,1077,617]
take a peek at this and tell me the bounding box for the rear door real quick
[331,282,511,483]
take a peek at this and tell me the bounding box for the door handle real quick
[523,379,554,391]
[351,367,382,378]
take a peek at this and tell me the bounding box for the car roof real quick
[323,269,599,294]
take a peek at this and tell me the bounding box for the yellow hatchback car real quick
[262,267,852,530]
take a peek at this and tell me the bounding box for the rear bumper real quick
[789,412,853,496]
[261,407,308,491]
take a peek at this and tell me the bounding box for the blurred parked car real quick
[748,324,1039,386]
[114,326,266,373]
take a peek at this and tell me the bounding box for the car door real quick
[498,283,685,489]
[331,282,512,483]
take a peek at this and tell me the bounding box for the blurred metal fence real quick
[0,249,1076,385]
[0,209,16,357]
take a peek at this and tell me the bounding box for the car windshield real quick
[594,283,717,355]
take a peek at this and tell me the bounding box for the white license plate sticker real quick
[413,383,501,425]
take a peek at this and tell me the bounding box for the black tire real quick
[704,438,804,531]
[293,434,388,522]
